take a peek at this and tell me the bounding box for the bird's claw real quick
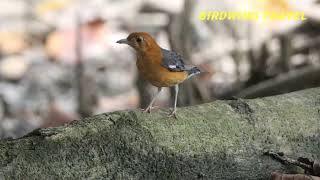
[141,106,158,113]
[168,110,177,119]
[141,108,151,113]
[141,107,152,113]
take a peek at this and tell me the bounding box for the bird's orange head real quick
[116,32,159,53]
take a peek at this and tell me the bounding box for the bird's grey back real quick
[160,48,201,78]
[161,48,186,72]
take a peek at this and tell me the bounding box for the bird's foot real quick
[168,109,177,119]
[141,106,158,113]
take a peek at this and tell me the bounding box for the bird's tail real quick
[186,67,201,79]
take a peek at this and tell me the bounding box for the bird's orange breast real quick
[136,52,187,87]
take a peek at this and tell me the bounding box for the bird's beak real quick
[116,39,129,44]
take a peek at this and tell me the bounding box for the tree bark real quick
[0,88,320,179]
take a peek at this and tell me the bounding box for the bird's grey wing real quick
[161,48,186,72]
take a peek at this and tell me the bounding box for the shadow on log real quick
[0,88,320,179]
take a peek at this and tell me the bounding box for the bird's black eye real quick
[136,37,142,43]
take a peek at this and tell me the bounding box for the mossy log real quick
[0,88,320,179]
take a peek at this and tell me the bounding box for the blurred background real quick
[0,0,319,139]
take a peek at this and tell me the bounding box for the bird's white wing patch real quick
[168,65,177,69]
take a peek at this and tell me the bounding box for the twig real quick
[264,151,313,173]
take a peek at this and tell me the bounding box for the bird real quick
[116,32,201,118]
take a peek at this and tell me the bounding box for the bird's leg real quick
[168,84,179,118]
[142,87,162,113]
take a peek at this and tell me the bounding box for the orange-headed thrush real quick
[117,32,200,118]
